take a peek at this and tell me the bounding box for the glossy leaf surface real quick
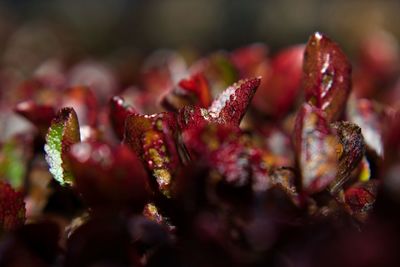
[303,32,352,122]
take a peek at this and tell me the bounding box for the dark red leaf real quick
[183,123,271,189]
[209,77,260,124]
[124,112,181,197]
[109,96,137,140]
[210,138,250,187]
[177,105,211,132]
[303,32,352,122]
[0,180,25,231]
[353,31,400,98]
[182,123,253,187]
[65,214,139,267]
[161,73,212,111]
[253,45,304,117]
[179,73,211,108]
[182,122,241,160]
[68,142,151,211]
[230,43,268,78]
[345,180,379,222]
[178,77,261,129]
[383,109,400,166]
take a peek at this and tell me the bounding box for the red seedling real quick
[303,32,352,122]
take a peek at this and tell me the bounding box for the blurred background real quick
[0,0,398,104]
[1,0,400,54]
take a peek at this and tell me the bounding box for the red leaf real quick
[178,105,210,131]
[182,122,241,158]
[353,30,400,98]
[230,44,268,78]
[123,112,181,197]
[14,100,56,135]
[161,73,212,111]
[68,142,151,211]
[178,73,212,108]
[109,96,137,140]
[210,138,250,187]
[345,180,379,222]
[182,123,251,186]
[209,77,260,124]
[303,32,352,122]
[182,123,278,189]
[178,78,261,129]
[253,45,304,118]
[0,180,25,231]
[383,108,400,166]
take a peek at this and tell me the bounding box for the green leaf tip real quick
[44,107,80,186]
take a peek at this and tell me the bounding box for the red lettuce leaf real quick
[178,77,261,129]
[68,142,151,211]
[109,96,137,140]
[253,45,304,118]
[303,32,352,122]
[161,73,212,111]
[123,112,181,197]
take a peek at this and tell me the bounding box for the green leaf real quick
[211,53,238,87]
[0,139,27,189]
[44,107,80,186]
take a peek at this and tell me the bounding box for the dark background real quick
[0,0,399,71]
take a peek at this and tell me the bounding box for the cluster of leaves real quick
[0,31,400,267]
